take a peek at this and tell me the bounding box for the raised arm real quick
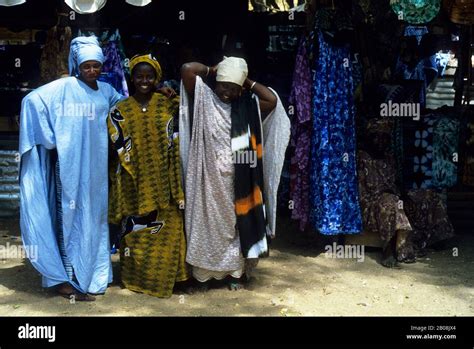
[243,78,277,116]
[180,62,217,97]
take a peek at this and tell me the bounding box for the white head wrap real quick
[216,56,248,87]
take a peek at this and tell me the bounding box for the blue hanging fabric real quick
[309,30,362,235]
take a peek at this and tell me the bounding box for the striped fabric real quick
[231,92,268,258]
[55,160,74,281]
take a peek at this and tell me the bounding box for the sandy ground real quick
[0,217,473,316]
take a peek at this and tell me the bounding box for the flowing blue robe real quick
[19,77,122,294]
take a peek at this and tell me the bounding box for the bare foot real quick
[381,238,398,268]
[396,230,416,263]
[381,254,398,268]
[56,283,96,302]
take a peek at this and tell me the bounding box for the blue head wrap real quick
[68,36,105,76]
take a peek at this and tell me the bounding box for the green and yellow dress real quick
[108,92,189,298]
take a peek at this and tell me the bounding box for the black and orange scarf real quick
[231,91,268,258]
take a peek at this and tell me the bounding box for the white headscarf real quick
[216,56,248,87]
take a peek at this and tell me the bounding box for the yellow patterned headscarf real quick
[129,54,162,81]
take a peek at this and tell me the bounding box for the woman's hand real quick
[243,78,277,116]
[181,62,217,97]
[209,65,218,77]
[157,86,177,99]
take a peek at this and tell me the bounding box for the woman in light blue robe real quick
[19,37,122,301]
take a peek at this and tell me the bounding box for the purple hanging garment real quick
[289,37,312,231]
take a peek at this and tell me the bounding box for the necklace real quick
[140,102,149,113]
[134,97,150,113]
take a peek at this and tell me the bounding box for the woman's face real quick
[78,60,102,84]
[215,81,241,104]
[132,63,157,95]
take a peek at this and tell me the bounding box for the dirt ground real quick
[0,217,473,316]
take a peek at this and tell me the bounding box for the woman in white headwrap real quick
[180,57,291,290]
[19,36,123,301]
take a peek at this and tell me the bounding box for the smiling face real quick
[78,60,102,84]
[214,81,242,104]
[132,63,157,95]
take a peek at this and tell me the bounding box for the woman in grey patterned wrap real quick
[179,59,290,290]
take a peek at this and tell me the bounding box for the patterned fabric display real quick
[391,0,441,24]
[289,37,313,231]
[432,117,460,188]
[309,30,362,235]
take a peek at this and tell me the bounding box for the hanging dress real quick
[289,36,313,231]
[309,13,362,235]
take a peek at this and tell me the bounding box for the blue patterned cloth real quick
[398,110,460,190]
[102,41,129,96]
[404,25,428,44]
[401,114,436,190]
[435,52,450,77]
[309,31,362,235]
[395,55,438,107]
[432,117,460,188]
[98,72,122,96]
